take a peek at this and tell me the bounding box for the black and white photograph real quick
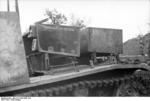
[0,0,150,99]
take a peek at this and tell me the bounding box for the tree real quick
[45,9,67,25]
[137,34,145,55]
[70,14,86,28]
[45,9,87,28]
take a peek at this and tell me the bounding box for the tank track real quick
[14,80,119,96]
[1,70,149,96]
[133,70,150,96]
[12,74,139,96]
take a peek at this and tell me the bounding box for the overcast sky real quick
[0,0,150,42]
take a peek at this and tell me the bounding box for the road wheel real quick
[72,87,89,96]
[115,80,145,96]
[90,86,116,96]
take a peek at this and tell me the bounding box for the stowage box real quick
[80,27,123,55]
[35,24,80,57]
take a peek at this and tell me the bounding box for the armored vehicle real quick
[0,0,150,96]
